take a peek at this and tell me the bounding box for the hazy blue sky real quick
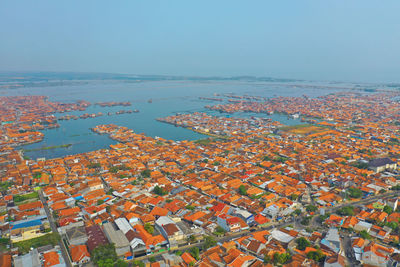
[0,1,399,82]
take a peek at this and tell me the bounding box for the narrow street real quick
[39,190,72,267]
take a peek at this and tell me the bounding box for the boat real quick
[148,99,152,103]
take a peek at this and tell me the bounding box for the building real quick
[102,222,130,257]
[369,158,397,173]
[66,226,88,246]
[13,249,40,267]
[85,224,109,252]
[155,216,185,247]
[216,214,241,233]
[70,245,91,266]
[321,228,341,253]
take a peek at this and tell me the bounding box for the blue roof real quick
[11,219,42,230]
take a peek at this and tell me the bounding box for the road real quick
[342,234,360,267]
[39,189,72,267]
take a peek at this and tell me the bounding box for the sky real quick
[0,1,399,83]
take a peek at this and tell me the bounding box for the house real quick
[262,204,280,220]
[66,226,88,246]
[42,250,66,267]
[70,245,91,266]
[155,216,185,248]
[217,214,241,233]
[369,158,397,173]
[361,242,393,267]
[321,228,341,253]
[232,208,254,225]
[125,229,146,256]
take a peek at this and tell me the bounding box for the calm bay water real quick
[2,80,350,159]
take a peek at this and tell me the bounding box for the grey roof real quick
[270,229,294,244]
[369,158,396,167]
[103,222,130,248]
[14,249,40,267]
[66,226,87,241]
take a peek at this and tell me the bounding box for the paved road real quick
[342,234,360,267]
[39,190,72,267]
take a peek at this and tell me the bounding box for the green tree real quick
[214,226,226,235]
[92,244,118,266]
[132,261,145,267]
[347,187,363,198]
[203,235,217,249]
[144,223,154,234]
[115,259,128,267]
[387,221,398,231]
[190,247,200,260]
[264,254,272,264]
[296,237,311,251]
[153,185,167,196]
[301,216,312,226]
[306,205,318,213]
[338,206,354,216]
[238,185,247,195]
[273,252,291,264]
[360,230,371,240]
[141,169,151,178]
[383,205,393,214]
[307,250,326,262]
[293,209,302,216]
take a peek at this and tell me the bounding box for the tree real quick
[293,209,302,216]
[115,259,128,267]
[141,169,151,178]
[273,252,291,264]
[301,216,312,226]
[360,230,371,240]
[153,185,167,196]
[190,247,200,260]
[307,250,325,262]
[264,254,272,264]
[132,261,145,267]
[347,187,363,198]
[387,221,398,231]
[144,223,154,234]
[92,244,118,266]
[338,206,354,216]
[306,205,318,213]
[149,257,156,263]
[290,194,298,201]
[383,205,393,214]
[238,185,247,195]
[97,199,105,205]
[203,235,216,249]
[296,237,311,251]
[214,226,226,235]
[33,172,42,178]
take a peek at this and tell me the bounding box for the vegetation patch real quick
[22,144,72,152]
[13,191,39,204]
[13,233,60,254]
[280,124,328,135]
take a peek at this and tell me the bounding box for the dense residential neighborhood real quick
[2,91,400,267]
